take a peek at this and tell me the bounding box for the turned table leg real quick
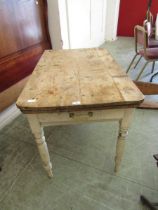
[27,114,53,178]
[115,109,134,173]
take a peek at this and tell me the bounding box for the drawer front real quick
[35,109,125,126]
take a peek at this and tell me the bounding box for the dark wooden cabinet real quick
[0,0,51,110]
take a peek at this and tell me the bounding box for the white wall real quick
[105,0,120,41]
[58,0,107,49]
[47,0,63,49]
[58,0,70,49]
[0,104,20,130]
[48,0,120,49]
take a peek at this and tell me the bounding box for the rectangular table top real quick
[16,48,144,113]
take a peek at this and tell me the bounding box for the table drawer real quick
[35,109,125,126]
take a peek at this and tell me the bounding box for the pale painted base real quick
[0,104,21,130]
[26,108,134,177]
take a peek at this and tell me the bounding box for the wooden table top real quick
[16,48,144,113]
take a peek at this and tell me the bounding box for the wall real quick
[58,0,70,49]
[58,0,107,49]
[57,0,121,48]
[105,0,120,41]
[117,0,158,36]
[47,0,63,49]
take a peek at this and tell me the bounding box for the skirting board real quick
[0,104,21,130]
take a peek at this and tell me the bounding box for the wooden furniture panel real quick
[16,49,144,113]
[0,0,51,109]
[0,0,48,58]
[0,77,29,112]
[0,42,49,92]
[134,81,158,109]
[17,48,143,177]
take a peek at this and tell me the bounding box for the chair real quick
[126,25,158,81]
[143,10,158,82]
[146,10,154,25]
[134,12,158,71]
[147,16,158,82]
[144,12,158,49]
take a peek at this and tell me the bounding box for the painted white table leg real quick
[114,109,134,173]
[27,114,53,178]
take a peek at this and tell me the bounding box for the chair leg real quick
[136,62,149,81]
[151,61,155,74]
[150,72,158,82]
[134,56,142,69]
[126,54,138,73]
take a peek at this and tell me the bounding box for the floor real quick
[0,37,158,210]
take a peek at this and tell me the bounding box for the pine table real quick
[16,48,144,177]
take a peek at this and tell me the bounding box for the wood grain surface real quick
[0,42,50,93]
[0,0,49,58]
[16,48,144,113]
[0,76,29,112]
[134,81,158,95]
[0,0,51,93]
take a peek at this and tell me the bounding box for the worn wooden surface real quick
[134,81,158,95]
[17,49,144,113]
[138,100,158,109]
[134,81,158,109]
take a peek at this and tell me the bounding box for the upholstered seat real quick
[126,24,158,80]
[139,48,158,60]
[149,38,158,48]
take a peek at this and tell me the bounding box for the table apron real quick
[26,109,131,127]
